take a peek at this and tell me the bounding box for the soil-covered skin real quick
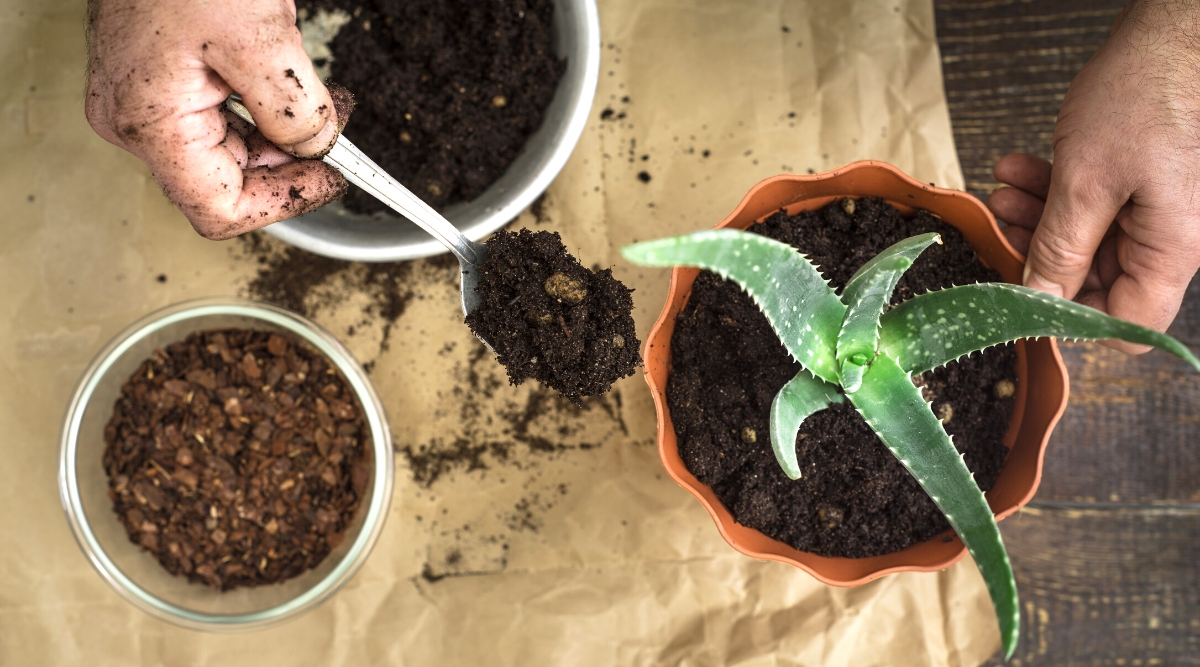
[465,229,641,405]
[668,197,1018,558]
[299,0,566,213]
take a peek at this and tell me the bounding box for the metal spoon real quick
[223,95,493,349]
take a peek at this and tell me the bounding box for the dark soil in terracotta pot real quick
[466,229,641,405]
[668,197,1018,558]
[299,0,566,213]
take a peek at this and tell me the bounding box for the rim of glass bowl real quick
[57,298,394,631]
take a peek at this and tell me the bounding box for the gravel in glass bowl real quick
[58,298,393,630]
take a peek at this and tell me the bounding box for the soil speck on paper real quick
[235,233,444,359]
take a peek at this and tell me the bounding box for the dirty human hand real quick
[85,0,352,240]
[987,0,1200,354]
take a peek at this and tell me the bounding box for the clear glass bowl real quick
[57,298,394,631]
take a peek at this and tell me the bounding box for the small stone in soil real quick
[936,403,954,424]
[543,272,586,304]
[464,229,640,404]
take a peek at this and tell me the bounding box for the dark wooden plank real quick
[1040,338,1200,504]
[935,1,1125,199]
[934,2,1200,664]
[980,505,1200,666]
[935,0,1200,505]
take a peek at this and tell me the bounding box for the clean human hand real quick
[85,0,351,240]
[987,0,1200,354]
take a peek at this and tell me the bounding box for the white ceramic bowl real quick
[267,0,601,261]
[58,298,394,631]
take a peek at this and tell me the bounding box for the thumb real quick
[205,15,337,158]
[1024,160,1124,299]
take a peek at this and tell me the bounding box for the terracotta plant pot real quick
[642,160,1070,586]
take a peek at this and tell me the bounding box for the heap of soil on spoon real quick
[298,0,566,213]
[668,197,1018,559]
[465,229,641,404]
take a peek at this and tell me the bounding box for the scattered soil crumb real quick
[398,339,627,487]
[236,232,437,356]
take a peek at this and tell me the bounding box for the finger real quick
[1081,263,1104,292]
[993,153,1053,199]
[219,118,249,169]
[1106,233,1193,334]
[245,131,296,169]
[134,104,346,240]
[988,186,1046,230]
[1095,234,1122,289]
[1023,157,1124,299]
[204,11,337,158]
[1070,288,1152,355]
[1001,226,1032,256]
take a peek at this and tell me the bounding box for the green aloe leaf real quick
[769,371,845,479]
[850,355,1019,659]
[836,233,941,392]
[879,283,1200,375]
[622,229,846,383]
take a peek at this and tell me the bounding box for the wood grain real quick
[934,1,1200,664]
[982,506,1200,667]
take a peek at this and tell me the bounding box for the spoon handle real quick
[223,95,483,265]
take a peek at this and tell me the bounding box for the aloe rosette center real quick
[623,227,1199,661]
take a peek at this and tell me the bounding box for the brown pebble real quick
[741,427,757,443]
[267,334,289,357]
[936,403,953,424]
[492,95,507,108]
[994,379,1015,399]
[400,131,412,143]
[543,272,587,304]
[818,506,844,529]
[241,353,262,379]
[427,183,442,197]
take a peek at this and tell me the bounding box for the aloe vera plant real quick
[623,228,1200,659]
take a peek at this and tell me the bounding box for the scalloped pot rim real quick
[640,161,1069,586]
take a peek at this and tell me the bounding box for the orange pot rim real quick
[641,160,1070,586]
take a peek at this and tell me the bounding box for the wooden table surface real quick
[932,2,1200,665]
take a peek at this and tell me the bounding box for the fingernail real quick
[1023,266,1064,298]
[286,119,337,159]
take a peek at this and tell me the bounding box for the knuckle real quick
[1032,232,1092,272]
[1055,161,1113,209]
